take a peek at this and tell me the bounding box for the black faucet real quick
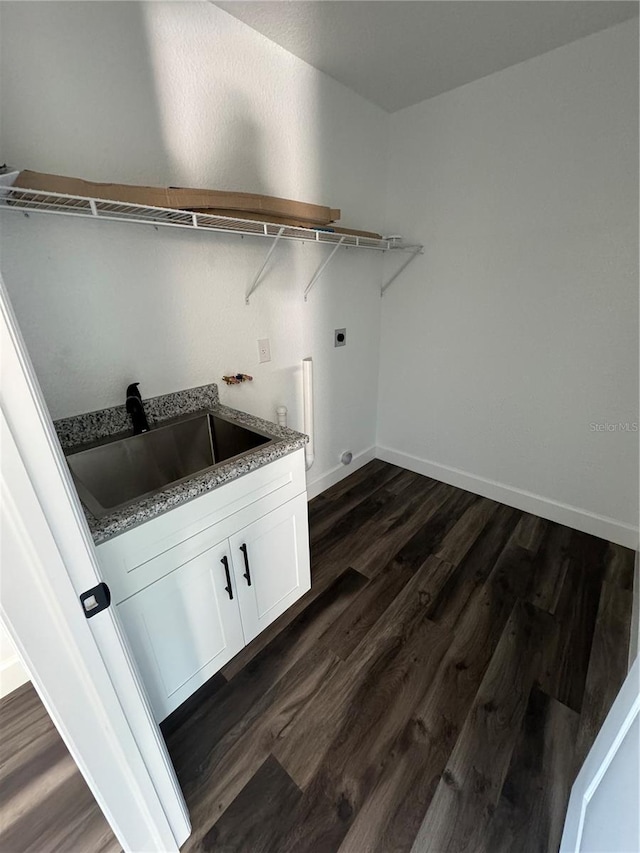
[126,383,150,435]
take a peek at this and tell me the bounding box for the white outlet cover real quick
[258,338,271,363]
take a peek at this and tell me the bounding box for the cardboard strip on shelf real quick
[12,171,341,225]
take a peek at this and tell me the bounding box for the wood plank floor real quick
[0,681,119,853]
[0,461,632,853]
[162,460,635,853]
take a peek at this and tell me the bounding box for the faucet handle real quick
[126,382,142,400]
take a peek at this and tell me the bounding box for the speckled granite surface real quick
[54,383,307,544]
[55,384,221,449]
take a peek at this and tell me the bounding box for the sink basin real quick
[66,412,273,518]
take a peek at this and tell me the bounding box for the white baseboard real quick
[306,446,377,501]
[0,655,29,699]
[375,446,639,550]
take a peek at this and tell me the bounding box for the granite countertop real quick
[55,383,307,544]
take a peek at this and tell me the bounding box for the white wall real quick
[378,21,639,546]
[0,620,29,699]
[578,714,639,853]
[0,1,388,492]
[1,5,637,543]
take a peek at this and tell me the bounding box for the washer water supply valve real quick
[222,373,253,385]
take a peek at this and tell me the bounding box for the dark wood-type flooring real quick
[162,460,635,853]
[0,680,119,853]
[0,461,633,852]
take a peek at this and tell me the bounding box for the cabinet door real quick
[117,539,244,722]
[229,493,311,644]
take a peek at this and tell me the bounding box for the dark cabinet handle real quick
[239,544,252,586]
[221,556,233,600]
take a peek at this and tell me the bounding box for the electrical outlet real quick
[335,328,346,347]
[258,338,271,363]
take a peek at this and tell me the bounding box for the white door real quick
[117,540,245,722]
[560,656,640,853]
[229,493,311,644]
[1,277,189,851]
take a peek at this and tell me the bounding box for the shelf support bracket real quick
[304,236,347,301]
[245,227,285,304]
[381,246,423,296]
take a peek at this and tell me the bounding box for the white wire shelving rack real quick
[0,184,423,303]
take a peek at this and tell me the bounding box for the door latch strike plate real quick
[80,582,111,618]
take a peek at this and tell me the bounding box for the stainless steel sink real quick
[66,412,273,518]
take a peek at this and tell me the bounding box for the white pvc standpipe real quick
[302,357,314,471]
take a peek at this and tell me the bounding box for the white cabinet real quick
[97,450,310,722]
[117,538,244,722]
[229,493,310,644]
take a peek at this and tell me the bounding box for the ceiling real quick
[215,1,639,112]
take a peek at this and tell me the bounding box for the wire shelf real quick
[0,184,424,299]
[0,185,417,249]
